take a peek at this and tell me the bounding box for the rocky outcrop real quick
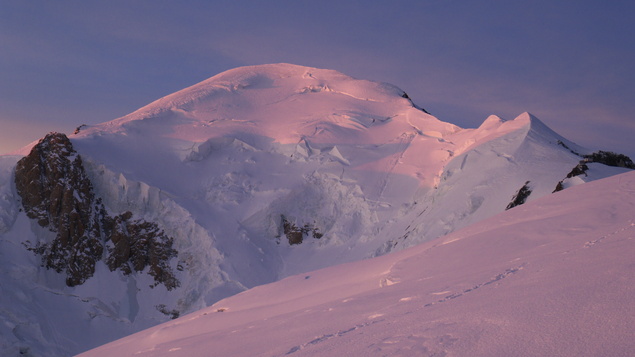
[105,211,179,290]
[16,133,102,286]
[505,181,532,210]
[565,163,590,178]
[15,133,179,289]
[553,151,635,192]
[583,151,635,169]
[279,215,323,245]
[401,91,430,114]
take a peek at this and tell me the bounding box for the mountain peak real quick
[514,111,546,128]
[76,63,452,147]
[477,114,506,130]
[513,111,582,150]
[106,63,408,122]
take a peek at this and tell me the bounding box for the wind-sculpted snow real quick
[80,171,635,357]
[1,63,634,355]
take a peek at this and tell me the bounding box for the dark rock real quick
[553,150,634,193]
[583,151,635,169]
[556,140,582,157]
[15,133,102,285]
[73,124,87,135]
[566,163,589,178]
[106,213,180,290]
[156,304,180,319]
[280,215,323,245]
[401,91,430,114]
[15,132,180,289]
[505,181,532,210]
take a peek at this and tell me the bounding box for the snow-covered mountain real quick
[0,63,632,356]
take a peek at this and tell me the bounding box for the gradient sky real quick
[1,1,634,157]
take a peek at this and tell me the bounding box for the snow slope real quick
[0,63,631,355]
[80,170,635,357]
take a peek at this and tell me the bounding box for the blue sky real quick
[1,1,634,157]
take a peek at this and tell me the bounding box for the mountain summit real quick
[0,64,632,355]
[84,63,456,143]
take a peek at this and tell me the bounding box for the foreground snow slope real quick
[82,171,635,357]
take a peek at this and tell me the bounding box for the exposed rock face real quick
[15,133,179,289]
[105,212,179,290]
[279,215,323,245]
[505,181,532,210]
[583,151,635,169]
[565,163,590,178]
[553,151,635,192]
[15,133,102,286]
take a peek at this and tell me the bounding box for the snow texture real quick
[81,170,635,357]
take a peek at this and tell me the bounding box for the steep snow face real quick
[80,170,635,357]
[0,63,632,355]
[369,112,597,253]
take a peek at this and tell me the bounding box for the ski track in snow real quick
[282,263,525,356]
[583,220,635,248]
[283,320,383,356]
[423,266,524,308]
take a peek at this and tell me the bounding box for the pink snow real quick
[80,170,635,357]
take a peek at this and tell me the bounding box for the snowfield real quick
[0,64,632,355]
[80,171,635,357]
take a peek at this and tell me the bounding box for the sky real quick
[1,0,634,157]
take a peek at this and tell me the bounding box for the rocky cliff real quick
[15,133,179,289]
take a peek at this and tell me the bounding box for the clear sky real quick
[1,1,634,157]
